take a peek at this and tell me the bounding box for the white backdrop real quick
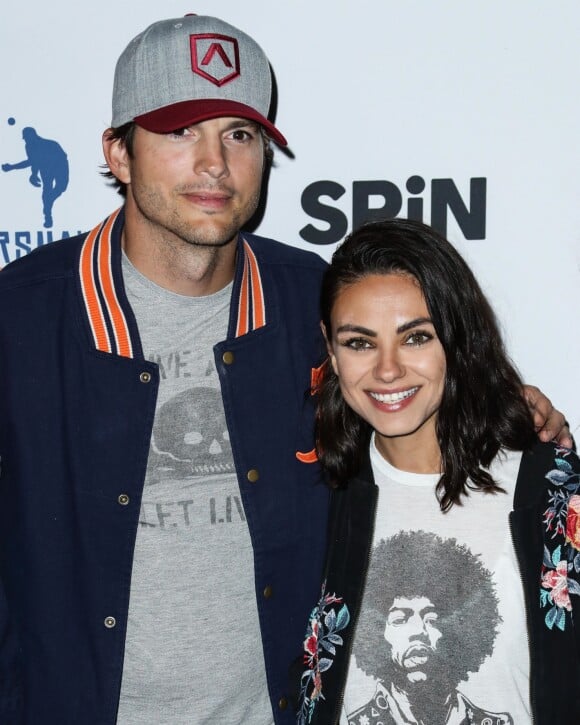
[1,1,579,435]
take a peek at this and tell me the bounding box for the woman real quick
[295,219,580,725]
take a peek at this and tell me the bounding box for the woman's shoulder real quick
[522,440,580,475]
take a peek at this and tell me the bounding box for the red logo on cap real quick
[190,33,240,86]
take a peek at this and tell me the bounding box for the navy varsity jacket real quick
[293,441,580,725]
[0,208,330,724]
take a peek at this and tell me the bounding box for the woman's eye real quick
[343,338,371,351]
[405,331,432,346]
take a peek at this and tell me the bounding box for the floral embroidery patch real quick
[297,583,350,725]
[541,447,580,630]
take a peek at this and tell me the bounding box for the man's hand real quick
[523,384,573,448]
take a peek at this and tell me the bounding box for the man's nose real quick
[406,612,431,639]
[193,135,228,179]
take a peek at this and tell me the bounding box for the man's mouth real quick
[402,643,432,668]
[184,191,231,208]
[405,653,429,666]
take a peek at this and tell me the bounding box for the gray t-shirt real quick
[116,255,273,725]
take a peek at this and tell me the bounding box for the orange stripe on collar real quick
[244,241,265,330]
[235,239,266,337]
[236,249,251,337]
[79,209,133,357]
[80,219,266,354]
[79,219,110,352]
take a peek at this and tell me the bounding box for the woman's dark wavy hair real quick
[317,217,536,510]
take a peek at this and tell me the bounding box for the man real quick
[0,13,570,725]
[348,532,512,725]
[0,15,328,724]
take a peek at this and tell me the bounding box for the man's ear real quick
[102,129,131,185]
[320,321,338,376]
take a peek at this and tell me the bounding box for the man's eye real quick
[230,129,253,142]
[387,613,407,626]
[167,127,190,138]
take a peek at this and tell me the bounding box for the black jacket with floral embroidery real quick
[291,441,580,725]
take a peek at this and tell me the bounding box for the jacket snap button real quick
[278,697,288,710]
[247,469,259,483]
[222,351,235,365]
[139,371,151,383]
[104,616,116,629]
[118,494,130,506]
[263,585,273,599]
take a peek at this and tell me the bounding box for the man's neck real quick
[120,205,238,297]
[388,681,454,725]
[123,232,237,297]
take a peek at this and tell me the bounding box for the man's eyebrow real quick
[388,604,437,616]
[224,118,261,131]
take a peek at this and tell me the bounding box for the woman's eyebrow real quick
[397,317,433,334]
[336,324,376,337]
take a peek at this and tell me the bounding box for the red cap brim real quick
[134,99,287,147]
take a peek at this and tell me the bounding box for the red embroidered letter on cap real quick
[190,33,240,86]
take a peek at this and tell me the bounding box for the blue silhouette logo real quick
[2,119,69,229]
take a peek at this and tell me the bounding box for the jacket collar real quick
[77,208,268,358]
[354,445,375,487]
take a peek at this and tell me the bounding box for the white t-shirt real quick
[341,435,530,725]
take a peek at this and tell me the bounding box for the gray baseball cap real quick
[111,14,287,146]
